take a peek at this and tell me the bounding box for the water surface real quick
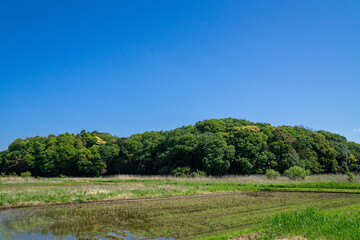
[1,191,359,239]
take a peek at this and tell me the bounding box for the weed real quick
[20,171,32,178]
[265,169,280,180]
[346,169,354,182]
[284,167,310,181]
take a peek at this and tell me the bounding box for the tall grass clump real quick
[265,169,280,180]
[260,208,360,240]
[170,167,206,177]
[284,166,310,180]
[20,171,32,178]
[346,169,354,182]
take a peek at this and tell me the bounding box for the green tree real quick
[118,131,165,175]
[231,126,269,174]
[155,132,198,174]
[98,143,120,174]
[1,118,359,177]
[195,119,226,133]
[269,141,300,173]
[76,147,105,176]
[311,132,338,173]
[197,133,234,175]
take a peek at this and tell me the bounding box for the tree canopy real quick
[1,118,359,176]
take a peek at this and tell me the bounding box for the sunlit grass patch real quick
[259,208,360,240]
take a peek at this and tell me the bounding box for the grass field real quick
[1,174,360,208]
[258,208,360,240]
[1,174,360,240]
[1,191,360,240]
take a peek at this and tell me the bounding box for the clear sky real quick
[1,0,359,150]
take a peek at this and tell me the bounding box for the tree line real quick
[0,118,359,176]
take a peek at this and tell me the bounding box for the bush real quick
[284,166,310,180]
[266,169,280,179]
[346,169,354,182]
[170,167,192,177]
[20,171,32,178]
[191,170,206,177]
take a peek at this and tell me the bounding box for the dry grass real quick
[1,174,359,185]
[106,173,360,184]
[1,174,360,208]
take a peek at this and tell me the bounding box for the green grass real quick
[196,206,360,240]
[1,174,360,239]
[1,175,360,208]
[259,208,360,240]
[2,191,360,240]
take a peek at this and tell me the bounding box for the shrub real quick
[59,174,68,178]
[346,169,354,182]
[170,167,192,177]
[266,169,280,179]
[0,172,5,177]
[191,170,206,177]
[20,171,32,178]
[284,166,309,180]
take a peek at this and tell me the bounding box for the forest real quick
[0,118,359,177]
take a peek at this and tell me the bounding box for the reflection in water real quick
[0,228,172,240]
[0,203,175,240]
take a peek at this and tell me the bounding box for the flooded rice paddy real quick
[1,191,359,240]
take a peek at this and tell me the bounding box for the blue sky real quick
[0,0,359,150]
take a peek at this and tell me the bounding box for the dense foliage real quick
[284,166,310,180]
[1,118,359,176]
